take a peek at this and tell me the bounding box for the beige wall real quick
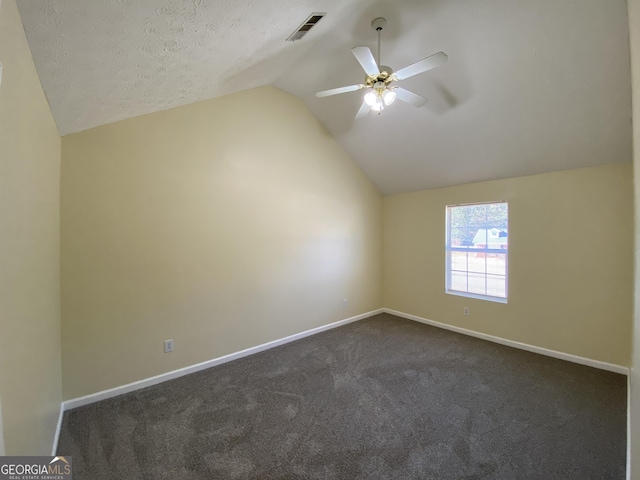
[0,0,62,455]
[61,86,383,399]
[384,164,632,367]
[0,397,5,456]
[628,0,640,476]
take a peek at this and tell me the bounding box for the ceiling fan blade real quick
[316,84,363,98]
[394,52,448,80]
[355,101,370,119]
[352,46,380,76]
[395,87,428,107]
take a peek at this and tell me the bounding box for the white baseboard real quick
[51,403,64,456]
[62,309,384,413]
[384,308,629,375]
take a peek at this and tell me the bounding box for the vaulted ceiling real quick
[16,0,632,194]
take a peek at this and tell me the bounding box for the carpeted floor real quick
[58,313,627,479]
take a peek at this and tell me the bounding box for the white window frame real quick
[445,201,508,304]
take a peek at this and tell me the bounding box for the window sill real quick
[446,290,508,304]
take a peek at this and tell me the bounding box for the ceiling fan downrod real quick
[372,17,386,67]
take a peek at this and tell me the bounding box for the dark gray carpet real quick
[58,313,627,479]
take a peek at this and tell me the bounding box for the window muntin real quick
[446,202,508,303]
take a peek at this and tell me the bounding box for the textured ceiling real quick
[16,0,374,135]
[17,0,632,194]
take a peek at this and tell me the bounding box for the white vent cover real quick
[286,13,325,42]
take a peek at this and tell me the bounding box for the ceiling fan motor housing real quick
[365,66,395,88]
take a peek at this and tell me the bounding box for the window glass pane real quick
[487,274,506,298]
[487,203,508,229]
[467,272,486,295]
[450,251,468,271]
[460,205,488,227]
[450,270,468,292]
[486,253,506,275]
[450,227,471,247]
[467,253,486,273]
[449,227,466,247]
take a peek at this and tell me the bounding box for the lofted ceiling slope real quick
[16,0,375,135]
[16,0,633,194]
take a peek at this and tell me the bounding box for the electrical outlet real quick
[164,339,174,353]
[464,307,470,316]
[343,298,348,307]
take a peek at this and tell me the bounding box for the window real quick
[446,202,508,303]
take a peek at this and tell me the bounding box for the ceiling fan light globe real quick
[364,91,377,106]
[371,99,384,112]
[383,90,397,105]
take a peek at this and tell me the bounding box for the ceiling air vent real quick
[286,13,325,42]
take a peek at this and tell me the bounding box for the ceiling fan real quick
[315,17,448,118]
